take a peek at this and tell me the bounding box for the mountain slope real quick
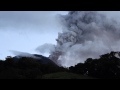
[12,54,57,66]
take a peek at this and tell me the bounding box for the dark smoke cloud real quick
[6,11,120,67]
[36,43,55,55]
[46,11,120,67]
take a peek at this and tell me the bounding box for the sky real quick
[0,11,120,60]
[0,11,68,60]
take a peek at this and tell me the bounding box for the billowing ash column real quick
[49,11,120,67]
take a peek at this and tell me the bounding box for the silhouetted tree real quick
[69,51,120,79]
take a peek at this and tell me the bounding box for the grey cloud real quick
[4,11,120,67]
[48,11,120,67]
[36,43,55,54]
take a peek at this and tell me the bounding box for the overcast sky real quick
[0,11,68,59]
[0,11,120,60]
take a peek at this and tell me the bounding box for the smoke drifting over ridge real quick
[0,11,68,60]
[41,11,120,67]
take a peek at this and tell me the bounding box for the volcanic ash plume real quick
[47,11,120,67]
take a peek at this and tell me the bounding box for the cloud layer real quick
[47,11,120,67]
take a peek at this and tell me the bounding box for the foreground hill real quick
[42,72,96,79]
[0,55,66,79]
[1,51,120,79]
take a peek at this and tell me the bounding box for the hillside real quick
[0,51,120,79]
[42,72,96,79]
[0,55,66,79]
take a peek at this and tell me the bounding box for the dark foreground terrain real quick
[0,51,120,79]
[42,72,96,79]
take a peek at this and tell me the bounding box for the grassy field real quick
[42,72,97,79]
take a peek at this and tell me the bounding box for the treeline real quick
[69,51,120,79]
[0,51,120,79]
[0,56,67,79]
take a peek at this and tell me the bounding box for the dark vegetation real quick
[0,51,120,79]
[0,55,67,79]
[42,72,96,79]
[69,51,120,79]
